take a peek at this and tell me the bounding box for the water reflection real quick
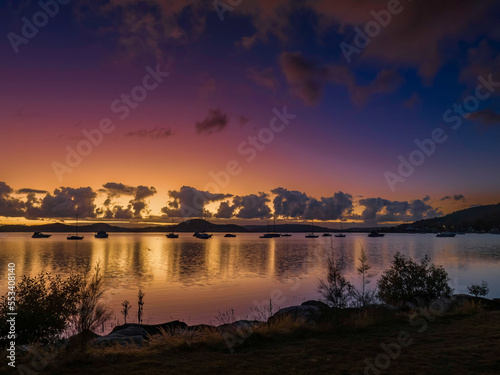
[0,233,499,326]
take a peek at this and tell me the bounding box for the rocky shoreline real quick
[90,295,500,347]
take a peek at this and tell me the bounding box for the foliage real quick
[0,272,82,344]
[137,289,145,324]
[350,248,377,307]
[68,263,113,350]
[121,300,132,324]
[467,281,489,297]
[377,252,453,307]
[318,255,353,308]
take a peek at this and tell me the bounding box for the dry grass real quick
[450,300,484,315]
[3,307,500,375]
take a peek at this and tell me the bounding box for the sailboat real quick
[282,221,292,237]
[335,219,346,237]
[305,220,319,238]
[194,213,213,239]
[67,214,84,240]
[260,215,281,238]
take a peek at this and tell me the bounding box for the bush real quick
[0,272,82,344]
[318,255,353,308]
[377,252,453,307]
[467,281,489,297]
[350,248,377,307]
[68,263,113,350]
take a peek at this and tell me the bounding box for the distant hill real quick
[0,220,248,233]
[407,203,500,231]
[244,223,334,233]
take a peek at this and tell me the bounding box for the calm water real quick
[1,233,499,330]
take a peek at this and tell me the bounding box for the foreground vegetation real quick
[1,301,499,375]
[1,251,498,374]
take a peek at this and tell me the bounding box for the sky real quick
[1,0,500,227]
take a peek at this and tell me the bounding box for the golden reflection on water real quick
[0,233,499,328]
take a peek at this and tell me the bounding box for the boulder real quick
[111,320,188,336]
[268,305,322,325]
[95,326,148,346]
[301,300,332,313]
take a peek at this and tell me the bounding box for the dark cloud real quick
[0,182,25,217]
[410,200,441,221]
[26,187,97,219]
[466,109,500,128]
[16,188,48,194]
[215,201,236,219]
[112,206,135,219]
[272,188,309,218]
[454,194,465,201]
[460,40,500,87]
[74,0,207,63]
[162,186,231,218]
[247,67,278,91]
[358,197,440,223]
[423,195,431,202]
[279,52,330,106]
[233,193,272,219]
[102,183,157,219]
[440,196,451,201]
[272,188,353,220]
[310,0,499,81]
[125,127,173,139]
[279,51,403,106]
[196,109,229,134]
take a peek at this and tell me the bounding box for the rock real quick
[216,320,262,334]
[268,305,322,325]
[301,300,332,313]
[111,320,188,336]
[95,326,149,346]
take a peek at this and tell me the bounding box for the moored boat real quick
[95,231,109,239]
[436,232,456,237]
[67,213,84,240]
[32,232,51,238]
[194,231,212,239]
[368,231,385,237]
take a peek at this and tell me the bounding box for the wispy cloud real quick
[125,127,173,139]
[196,109,229,134]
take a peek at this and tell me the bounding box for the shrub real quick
[467,281,489,297]
[0,272,82,344]
[121,300,132,324]
[318,255,353,308]
[68,263,113,350]
[351,248,377,307]
[377,252,453,307]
